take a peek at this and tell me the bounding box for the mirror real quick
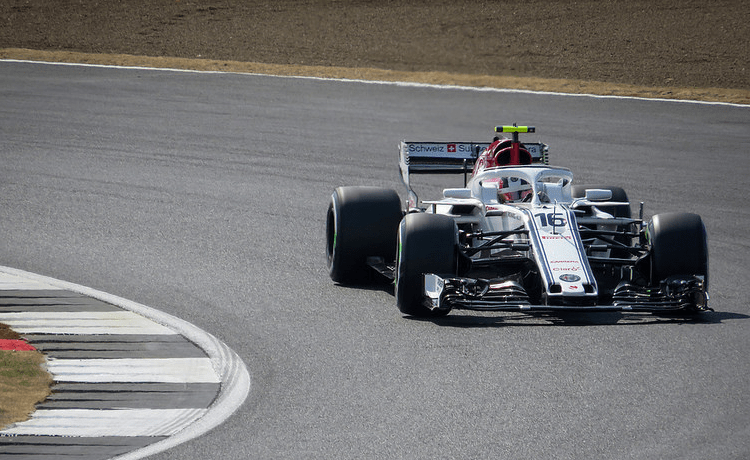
[585,189,613,201]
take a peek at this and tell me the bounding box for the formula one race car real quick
[326,125,709,317]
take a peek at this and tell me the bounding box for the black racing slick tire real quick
[326,186,403,285]
[571,185,631,218]
[648,212,708,289]
[395,213,457,317]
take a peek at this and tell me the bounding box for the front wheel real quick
[395,213,457,317]
[648,212,709,313]
[649,212,708,288]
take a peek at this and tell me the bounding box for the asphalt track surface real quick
[1,60,749,459]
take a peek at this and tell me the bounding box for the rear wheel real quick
[395,213,457,317]
[326,186,402,284]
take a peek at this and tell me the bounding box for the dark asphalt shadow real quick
[404,309,747,328]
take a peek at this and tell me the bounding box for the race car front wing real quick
[423,273,710,313]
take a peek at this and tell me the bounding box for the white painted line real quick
[0,324,172,335]
[2,408,208,437]
[0,311,177,335]
[0,271,62,290]
[0,311,149,320]
[47,358,221,383]
[2,58,748,108]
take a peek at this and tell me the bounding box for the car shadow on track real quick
[332,282,749,328]
[406,310,748,328]
[333,278,397,295]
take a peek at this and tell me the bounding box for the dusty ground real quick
[0,323,20,340]
[1,0,749,103]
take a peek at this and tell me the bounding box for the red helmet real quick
[472,137,532,175]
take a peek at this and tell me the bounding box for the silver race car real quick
[326,125,709,317]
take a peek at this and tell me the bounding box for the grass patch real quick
[0,344,52,429]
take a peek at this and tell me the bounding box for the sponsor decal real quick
[534,212,567,228]
[559,274,581,282]
[406,143,480,156]
[408,144,443,153]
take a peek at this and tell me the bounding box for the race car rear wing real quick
[398,140,548,191]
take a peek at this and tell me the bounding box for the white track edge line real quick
[2,58,747,108]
